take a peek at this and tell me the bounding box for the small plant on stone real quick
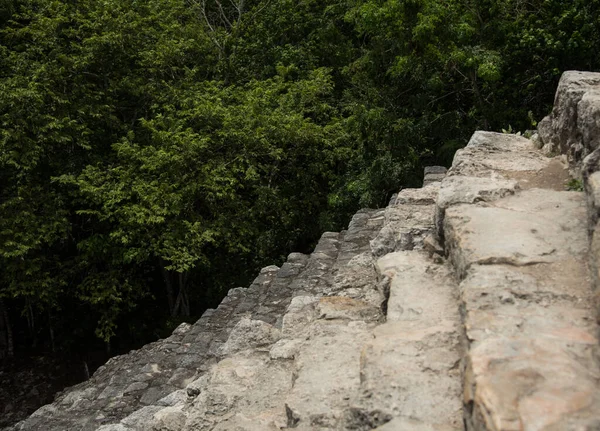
[527,111,538,128]
[501,125,524,136]
[565,179,584,191]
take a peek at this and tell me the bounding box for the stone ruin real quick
[5,71,600,431]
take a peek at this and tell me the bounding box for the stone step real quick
[288,231,342,297]
[244,209,389,429]
[281,300,380,429]
[324,210,385,306]
[10,231,345,431]
[335,209,385,265]
[346,251,462,431]
[439,131,600,430]
[424,166,448,187]
[8,264,284,431]
[282,183,460,430]
[76,206,391,430]
[370,183,440,258]
[99,185,444,431]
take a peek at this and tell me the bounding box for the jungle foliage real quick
[1,0,599,356]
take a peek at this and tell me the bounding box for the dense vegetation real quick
[1,0,599,360]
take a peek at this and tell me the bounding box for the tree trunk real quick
[170,271,191,317]
[83,361,90,381]
[48,310,56,353]
[469,69,490,130]
[179,272,191,317]
[159,259,176,316]
[172,288,183,317]
[159,258,191,318]
[24,300,37,348]
[0,299,14,358]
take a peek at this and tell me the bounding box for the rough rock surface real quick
[539,70,600,171]
[8,71,600,431]
[424,166,448,186]
[439,130,600,430]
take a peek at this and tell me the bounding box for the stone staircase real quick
[443,132,599,431]
[7,71,600,431]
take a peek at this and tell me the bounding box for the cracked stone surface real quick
[439,88,600,430]
[539,70,600,172]
[9,164,454,431]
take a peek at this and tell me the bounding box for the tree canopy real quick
[1,0,599,358]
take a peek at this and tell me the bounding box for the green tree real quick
[1,0,599,358]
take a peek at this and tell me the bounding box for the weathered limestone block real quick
[443,140,600,430]
[96,425,129,431]
[330,209,386,313]
[579,150,600,320]
[313,232,342,258]
[287,250,337,297]
[436,131,570,243]
[539,71,600,170]
[151,405,187,431]
[451,132,566,193]
[459,264,593,340]
[450,132,549,178]
[585,169,600,222]
[281,295,319,336]
[316,296,381,322]
[218,317,281,356]
[444,189,588,282]
[370,202,436,256]
[374,417,459,431]
[423,166,448,186]
[437,176,519,210]
[466,336,599,431]
[351,322,462,431]
[589,224,600,322]
[346,252,462,430]
[269,338,302,360]
[341,210,385,251]
[334,210,384,269]
[183,354,293,430]
[283,319,372,429]
[370,224,398,257]
[435,175,519,238]
[377,251,457,324]
[328,254,384,308]
[394,183,441,206]
[578,90,600,154]
[444,189,587,277]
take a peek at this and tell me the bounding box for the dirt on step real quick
[507,157,571,191]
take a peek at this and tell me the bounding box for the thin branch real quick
[215,0,234,29]
[188,0,223,50]
[428,90,460,107]
[249,0,272,23]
